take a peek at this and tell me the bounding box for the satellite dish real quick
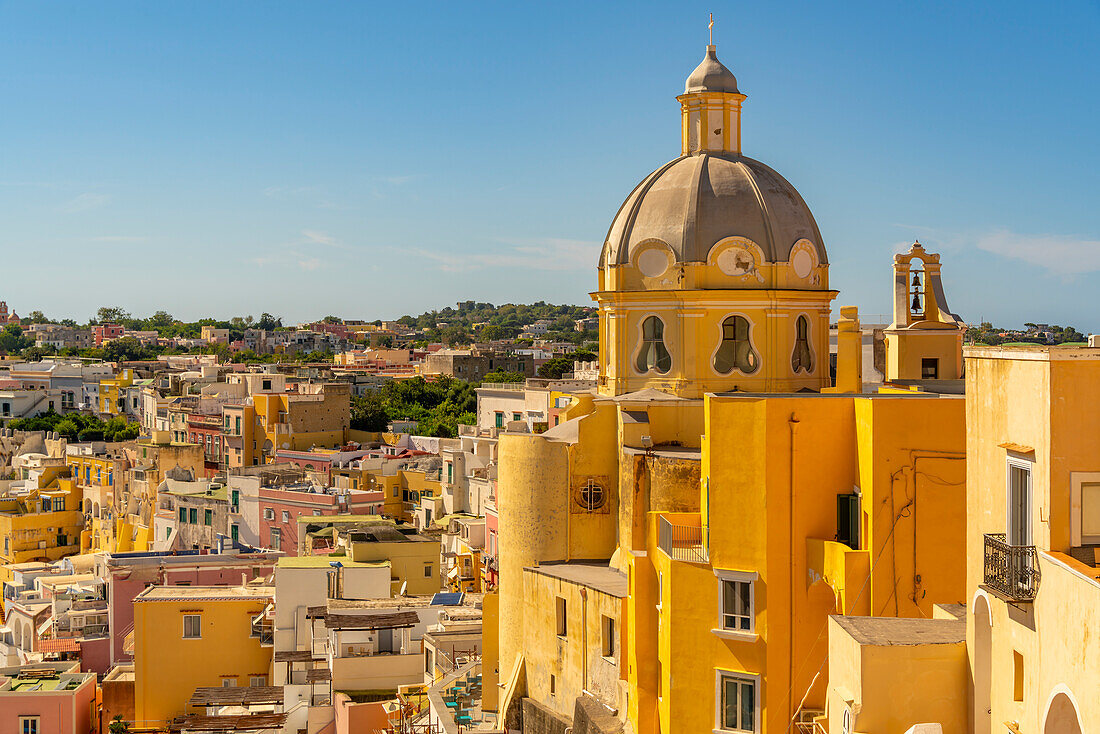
[399,581,408,596]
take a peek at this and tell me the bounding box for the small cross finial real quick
[708,13,714,45]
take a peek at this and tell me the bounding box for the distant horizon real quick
[1,2,1097,329]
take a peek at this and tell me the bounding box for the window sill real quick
[711,628,758,643]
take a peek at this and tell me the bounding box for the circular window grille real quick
[578,478,606,512]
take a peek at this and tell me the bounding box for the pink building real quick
[0,663,96,734]
[257,486,383,555]
[101,548,281,666]
[93,324,124,346]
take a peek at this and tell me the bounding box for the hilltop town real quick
[0,35,1095,734]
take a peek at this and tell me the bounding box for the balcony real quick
[657,515,709,564]
[983,533,1040,602]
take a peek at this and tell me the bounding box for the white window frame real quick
[1006,456,1034,547]
[183,614,201,639]
[20,717,41,734]
[714,669,760,733]
[713,569,758,641]
[250,675,267,687]
[263,507,274,521]
[1070,472,1100,546]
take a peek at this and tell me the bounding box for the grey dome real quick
[601,153,827,268]
[685,45,739,94]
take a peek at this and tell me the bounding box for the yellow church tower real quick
[883,241,964,381]
[594,41,837,398]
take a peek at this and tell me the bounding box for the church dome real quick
[600,152,827,269]
[685,45,739,94]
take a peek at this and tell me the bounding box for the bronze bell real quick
[912,294,922,312]
[912,272,922,287]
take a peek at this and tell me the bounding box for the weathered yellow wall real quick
[133,595,272,728]
[348,538,439,595]
[520,570,623,720]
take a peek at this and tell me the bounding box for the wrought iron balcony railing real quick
[983,533,1040,601]
[657,516,709,564]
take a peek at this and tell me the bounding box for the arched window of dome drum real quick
[791,316,814,374]
[636,316,672,374]
[714,316,759,375]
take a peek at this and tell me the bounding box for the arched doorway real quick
[1043,690,1083,734]
[973,593,992,734]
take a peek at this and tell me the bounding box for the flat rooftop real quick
[831,614,965,646]
[134,585,274,603]
[277,556,389,569]
[526,561,629,598]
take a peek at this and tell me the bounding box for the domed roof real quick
[601,152,827,268]
[685,45,739,94]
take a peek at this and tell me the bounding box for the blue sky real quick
[1,1,1098,329]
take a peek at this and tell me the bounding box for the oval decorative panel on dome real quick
[636,245,672,278]
[601,154,827,283]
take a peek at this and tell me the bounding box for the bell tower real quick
[884,242,964,382]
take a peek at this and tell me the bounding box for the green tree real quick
[96,306,130,324]
[147,310,174,328]
[0,325,31,354]
[483,370,526,384]
[350,393,389,432]
[536,357,577,380]
[24,310,49,324]
[108,714,131,734]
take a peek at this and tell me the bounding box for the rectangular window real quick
[550,674,556,695]
[495,411,504,428]
[231,524,239,542]
[601,615,615,658]
[721,579,754,632]
[179,507,187,523]
[281,510,290,523]
[262,379,272,390]
[263,507,274,521]
[231,489,240,509]
[235,416,241,433]
[555,596,567,637]
[513,412,522,421]
[1007,459,1032,546]
[221,677,237,687]
[183,614,201,639]
[718,671,758,732]
[250,675,267,687]
[204,509,212,526]
[189,508,198,524]
[424,563,433,578]
[921,357,939,379]
[270,528,281,551]
[1013,650,1024,701]
[20,717,40,734]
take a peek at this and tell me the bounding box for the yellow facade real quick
[346,527,440,596]
[0,476,83,564]
[132,585,274,729]
[251,383,351,462]
[964,347,1099,734]
[488,38,971,734]
[98,369,134,416]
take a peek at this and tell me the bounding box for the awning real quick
[36,617,54,636]
[447,566,460,580]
